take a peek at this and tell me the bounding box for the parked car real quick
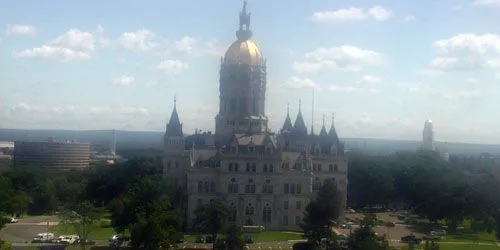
[430,229,446,236]
[74,238,95,245]
[9,217,18,223]
[32,233,55,243]
[401,235,422,244]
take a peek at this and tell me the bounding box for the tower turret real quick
[319,113,328,136]
[164,96,184,153]
[293,99,307,135]
[215,0,267,144]
[328,113,339,142]
[281,103,293,133]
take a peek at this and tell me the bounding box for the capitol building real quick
[163,1,348,231]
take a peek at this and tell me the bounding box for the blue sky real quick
[1,0,500,143]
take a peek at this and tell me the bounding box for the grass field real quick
[49,219,116,240]
[184,231,302,242]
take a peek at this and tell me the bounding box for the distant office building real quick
[14,139,91,169]
[422,119,435,151]
[419,120,449,162]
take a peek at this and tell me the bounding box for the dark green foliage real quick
[192,199,230,250]
[223,224,245,250]
[130,196,183,250]
[60,201,102,242]
[301,179,343,248]
[347,214,389,250]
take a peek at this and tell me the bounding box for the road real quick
[0,215,60,243]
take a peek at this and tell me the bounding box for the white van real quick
[57,235,79,244]
[32,233,55,243]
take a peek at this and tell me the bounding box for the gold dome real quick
[224,39,263,65]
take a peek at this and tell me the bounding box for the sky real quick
[1,0,500,144]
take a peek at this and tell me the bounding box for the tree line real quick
[0,151,499,249]
[348,151,500,235]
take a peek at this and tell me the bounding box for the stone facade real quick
[163,1,347,231]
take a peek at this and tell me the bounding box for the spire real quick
[293,99,307,135]
[236,0,253,40]
[281,103,293,133]
[328,113,339,141]
[166,96,183,137]
[319,113,327,136]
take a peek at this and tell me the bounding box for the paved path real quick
[0,216,60,243]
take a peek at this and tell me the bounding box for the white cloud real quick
[433,33,500,55]
[402,15,416,22]
[359,75,382,84]
[293,45,386,73]
[284,76,320,89]
[430,57,484,71]
[5,24,36,36]
[174,36,223,57]
[156,60,188,74]
[367,6,393,21]
[111,75,135,86]
[397,82,483,100]
[326,85,378,93]
[430,33,500,71]
[415,69,442,77]
[473,0,500,6]
[443,89,482,100]
[50,28,108,51]
[465,77,479,84]
[396,82,436,94]
[175,36,197,54]
[119,29,159,52]
[310,6,392,22]
[13,46,90,62]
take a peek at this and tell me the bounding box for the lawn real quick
[184,231,302,242]
[49,219,116,240]
[398,243,500,250]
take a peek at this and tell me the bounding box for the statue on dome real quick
[239,0,251,31]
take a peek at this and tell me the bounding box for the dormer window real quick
[248,146,255,153]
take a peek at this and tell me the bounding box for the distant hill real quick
[1,128,499,156]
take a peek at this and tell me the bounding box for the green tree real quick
[130,196,183,250]
[348,214,389,250]
[60,201,101,250]
[224,224,245,250]
[192,199,230,250]
[301,179,343,249]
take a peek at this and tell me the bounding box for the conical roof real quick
[328,113,339,141]
[166,97,183,137]
[281,104,293,133]
[293,100,307,135]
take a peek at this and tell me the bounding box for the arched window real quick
[245,204,254,216]
[263,204,272,223]
[334,164,339,173]
[197,181,203,192]
[329,164,333,172]
[229,203,237,222]
[263,179,273,194]
[228,178,239,193]
[263,164,268,172]
[245,178,256,193]
[204,181,209,193]
[269,164,274,172]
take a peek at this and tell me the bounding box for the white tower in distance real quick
[110,129,116,157]
[422,119,435,151]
